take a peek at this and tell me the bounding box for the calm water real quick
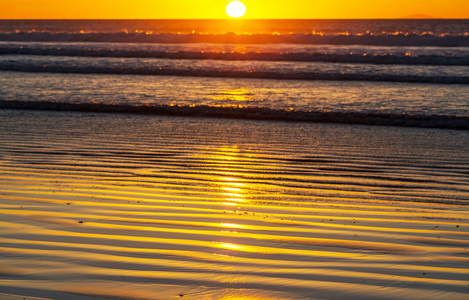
[0,19,468,129]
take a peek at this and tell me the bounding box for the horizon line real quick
[2,17,469,20]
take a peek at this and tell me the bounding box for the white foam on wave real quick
[1,32,468,47]
[1,56,467,84]
[1,43,468,66]
[1,100,468,130]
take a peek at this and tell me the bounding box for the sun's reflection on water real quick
[220,223,244,229]
[206,146,255,253]
[218,176,247,205]
[211,88,257,107]
[206,145,251,207]
[219,243,244,251]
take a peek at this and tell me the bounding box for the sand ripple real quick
[1,110,469,299]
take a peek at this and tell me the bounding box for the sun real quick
[225,1,246,18]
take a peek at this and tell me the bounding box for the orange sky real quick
[1,0,468,19]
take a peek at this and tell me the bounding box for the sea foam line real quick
[1,63,467,84]
[1,32,469,47]
[1,46,468,66]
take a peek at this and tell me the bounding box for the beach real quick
[1,18,468,299]
[1,109,468,299]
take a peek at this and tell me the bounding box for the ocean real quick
[0,19,468,128]
[1,19,469,300]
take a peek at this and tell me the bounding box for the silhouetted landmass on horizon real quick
[401,14,436,19]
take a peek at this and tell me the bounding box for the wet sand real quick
[1,110,469,300]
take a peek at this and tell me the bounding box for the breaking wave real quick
[1,100,468,130]
[1,43,468,66]
[1,31,469,47]
[1,55,467,84]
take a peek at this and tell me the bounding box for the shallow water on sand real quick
[0,110,469,300]
[2,71,469,116]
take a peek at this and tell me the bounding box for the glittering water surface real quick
[1,19,468,129]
